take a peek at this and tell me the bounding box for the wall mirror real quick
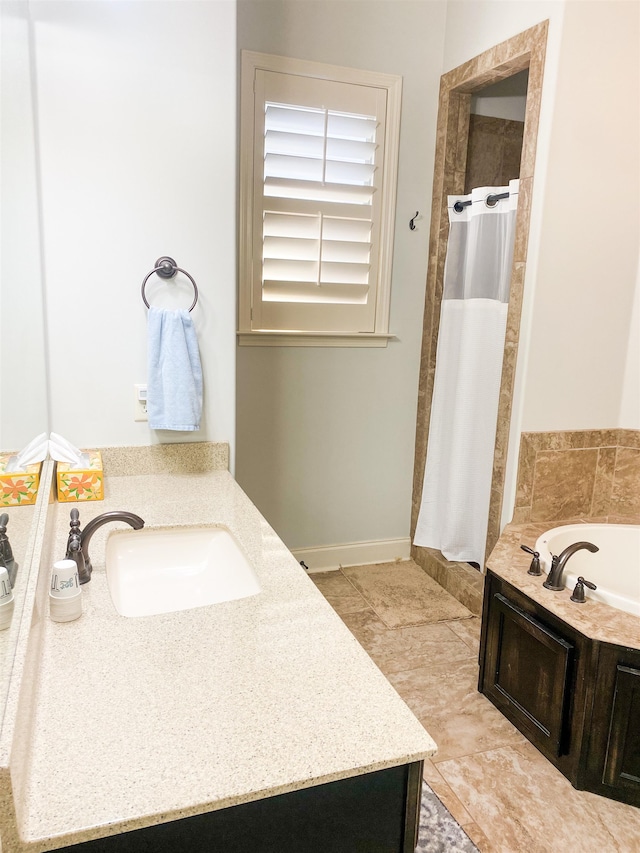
[0,2,50,729]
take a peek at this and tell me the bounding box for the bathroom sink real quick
[105,526,261,617]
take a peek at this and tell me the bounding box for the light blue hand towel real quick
[147,307,203,431]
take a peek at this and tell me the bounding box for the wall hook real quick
[409,211,419,231]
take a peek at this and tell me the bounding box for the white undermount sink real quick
[105,526,261,617]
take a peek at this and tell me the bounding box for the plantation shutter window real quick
[239,53,402,345]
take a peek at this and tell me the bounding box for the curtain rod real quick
[453,191,510,214]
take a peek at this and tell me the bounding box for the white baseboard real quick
[291,538,411,573]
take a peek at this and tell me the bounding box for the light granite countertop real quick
[486,520,640,651]
[5,463,436,851]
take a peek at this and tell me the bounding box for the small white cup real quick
[0,566,13,603]
[50,559,80,599]
[49,560,82,623]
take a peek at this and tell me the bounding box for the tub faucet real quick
[66,509,144,584]
[542,541,599,591]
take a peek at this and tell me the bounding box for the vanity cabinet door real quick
[583,645,640,807]
[481,591,574,758]
[603,664,640,792]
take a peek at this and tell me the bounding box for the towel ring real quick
[141,256,199,312]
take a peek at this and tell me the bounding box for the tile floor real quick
[310,563,640,853]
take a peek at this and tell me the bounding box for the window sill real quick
[237,331,395,348]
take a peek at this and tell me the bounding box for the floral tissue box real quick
[0,455,42,507]
[56,451,104,503]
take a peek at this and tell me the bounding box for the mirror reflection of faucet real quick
[65,509,145,584]
[0,512,18,588]
[0,564,14,630]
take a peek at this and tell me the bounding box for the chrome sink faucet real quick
[542,541,599,591]
[66,509,144,584]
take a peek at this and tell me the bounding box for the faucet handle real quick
[520,544,542,576]
[570,576,597,603]
[65,508,90,583]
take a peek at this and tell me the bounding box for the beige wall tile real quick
[516,431,640,522]
[618,429,640,449]
[515,434,537,509]
[530,448,598,521]
[611,447,640,517]
[591,446,617,516]
[513,179,532,263]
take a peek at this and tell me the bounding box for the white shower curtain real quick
[414,180,519,566]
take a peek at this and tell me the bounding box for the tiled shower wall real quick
[513,429,640,524]
[465,115,525,193]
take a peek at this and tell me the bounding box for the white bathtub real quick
[535,524,640,617]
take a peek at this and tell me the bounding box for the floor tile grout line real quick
[432,740,526,767]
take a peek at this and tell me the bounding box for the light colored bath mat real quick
[340,560,472,628]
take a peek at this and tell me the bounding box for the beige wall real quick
[31,0,237,453]
[521,0,640,433]
[620,261,640,429]
[237,0,639,551]
[236,0,447,550]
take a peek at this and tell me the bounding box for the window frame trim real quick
[238,50,402,347]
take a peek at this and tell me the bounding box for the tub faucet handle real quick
[570,576,597,603]
[520,544,542,576]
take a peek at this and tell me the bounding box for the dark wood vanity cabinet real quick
[479,571,640,807]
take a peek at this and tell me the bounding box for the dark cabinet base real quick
[480,572,640,808]
[60,762,423,853]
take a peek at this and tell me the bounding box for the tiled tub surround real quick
[0,444,435,852]
[513,429,640,524]
[412,429,640,617]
